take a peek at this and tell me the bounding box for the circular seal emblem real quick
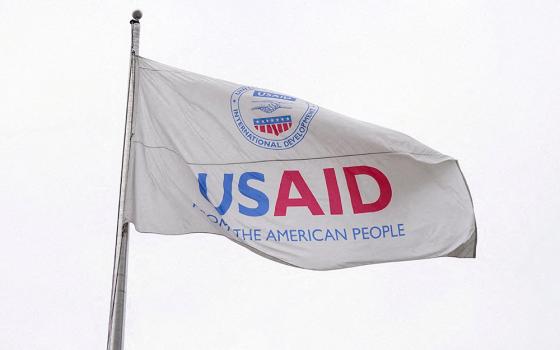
[230,86,319,150]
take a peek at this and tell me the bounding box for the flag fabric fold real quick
[124,56,476,270]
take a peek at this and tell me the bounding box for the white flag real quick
[124,57,476,270]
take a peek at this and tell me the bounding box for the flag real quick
[124,57,477,270]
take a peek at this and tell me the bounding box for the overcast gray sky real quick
[1,1,559,349]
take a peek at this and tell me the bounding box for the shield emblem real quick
[253,115,293,136]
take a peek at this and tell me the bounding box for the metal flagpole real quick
[107,10,142,350]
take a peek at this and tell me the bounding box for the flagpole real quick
[107,10,142,350]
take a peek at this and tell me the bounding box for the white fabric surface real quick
[124,57,476,270]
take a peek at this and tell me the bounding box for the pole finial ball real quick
[132,9,143,20]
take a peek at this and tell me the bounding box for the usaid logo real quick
[197,166,392,217]
[230,86,319,150]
